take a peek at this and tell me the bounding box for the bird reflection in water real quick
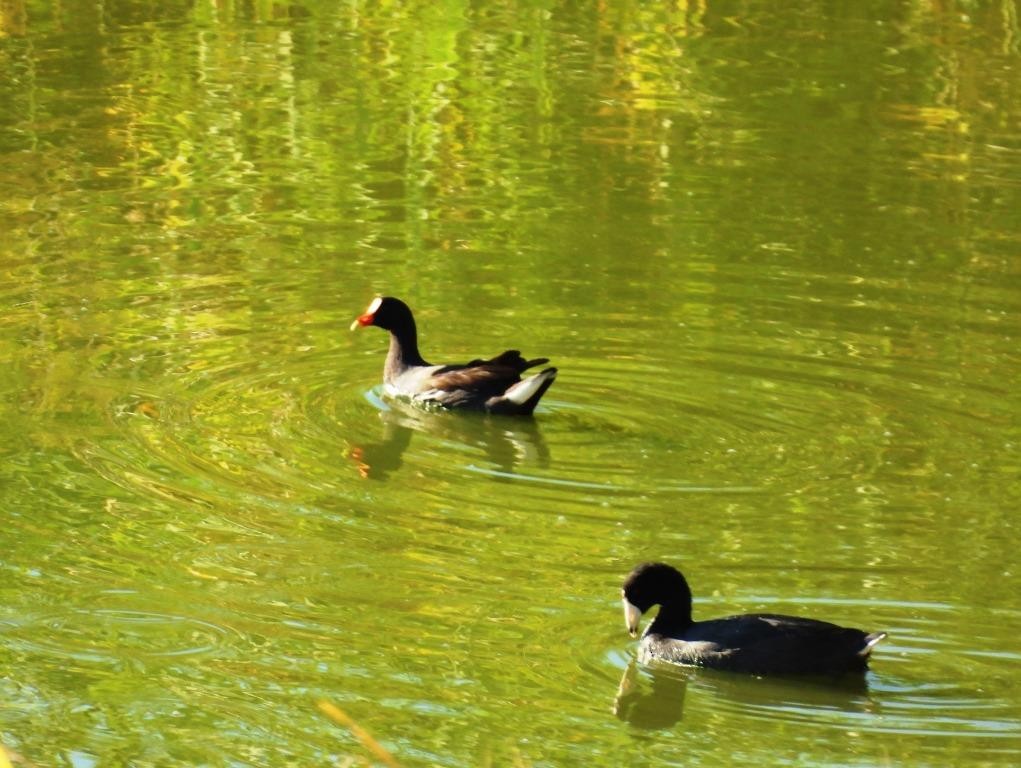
[613,660,879,731]
[348,417,414,480]
[613,661,688,730]
[348,401,551,481]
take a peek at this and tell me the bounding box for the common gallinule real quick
[622,562,886,676]
[351,296,557,416]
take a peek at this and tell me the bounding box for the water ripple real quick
[2,608,241,666]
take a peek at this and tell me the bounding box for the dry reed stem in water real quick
[317,700,401,768]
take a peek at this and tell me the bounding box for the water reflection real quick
[348,395,551,481]
[348,415,415,481]
[613,661,687,730]
[614,660,876,732]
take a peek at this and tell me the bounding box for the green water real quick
[2,1,1020,765]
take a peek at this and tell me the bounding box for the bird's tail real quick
[858,631,888,657]
[501,367,557,414]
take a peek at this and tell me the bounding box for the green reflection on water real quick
[1,0,1020,765]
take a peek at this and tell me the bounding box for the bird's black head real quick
[622,562,694,636]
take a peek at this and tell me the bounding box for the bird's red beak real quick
[350,313,374,331]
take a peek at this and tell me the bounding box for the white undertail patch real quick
[505,369,556,405]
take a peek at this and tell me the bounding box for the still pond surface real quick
[1,1,1020,765]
